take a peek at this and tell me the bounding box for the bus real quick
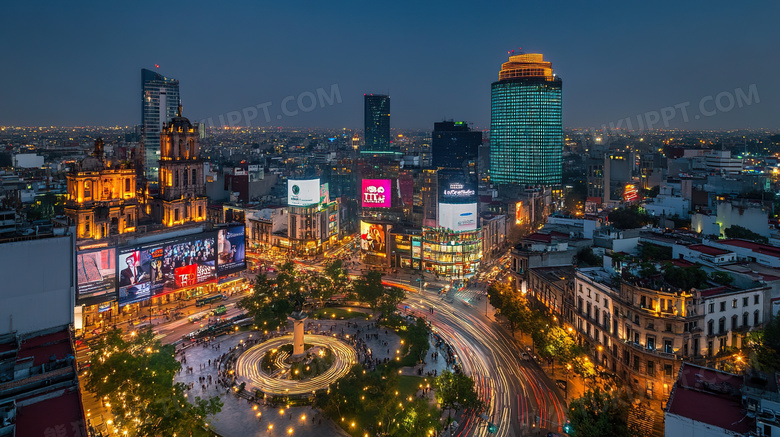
[212,305,227,316]
[196,294,227,307]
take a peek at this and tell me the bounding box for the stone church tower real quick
[149,103,207,226]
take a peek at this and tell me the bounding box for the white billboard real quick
[438,203,478,232]
[288,179,320,206]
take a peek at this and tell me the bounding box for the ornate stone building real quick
[65,139,138,240]
[149,104,207,226]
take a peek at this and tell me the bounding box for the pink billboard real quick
[361,179,391,208]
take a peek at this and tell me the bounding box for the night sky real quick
[1,1,778,130]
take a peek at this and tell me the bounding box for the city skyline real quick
[0,1,778,130]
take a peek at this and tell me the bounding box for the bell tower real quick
[151,103,207,226]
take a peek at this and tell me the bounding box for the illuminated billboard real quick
[76,247,116,299]
[118,232,217,307]
[360,221,388,254]
[288,178,321,206]
[361,179,391,208]
[438,203,478,232]
[217,225,246,276]
[438,171,477,202]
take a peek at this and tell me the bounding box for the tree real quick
[724,225,769,244]
[748,316,780,372]
[434,370,483,424]
[85,328,222,436]
[379,285,406,318]
[639,243,673,261]
[238,272,293,330]
[238,261,308,330]
[662,263,708,291]
[607,206,655,230]
[710,271,734,286]
[568,388,638,437]
[354,270,385,313]
[577,247,602,267]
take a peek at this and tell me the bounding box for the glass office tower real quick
[142,68,180,183]
[431,121,482,170]
[363,94,391,153]
[490,53,562,186]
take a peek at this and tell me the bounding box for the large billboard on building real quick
[288,178,320,206]
[438,203,478,232]
[76,247,116,300]
[438,172,477,202]
[217,225,246,276]
[361,179,391,208]
[118,232,217,307]
[360,221,389,254]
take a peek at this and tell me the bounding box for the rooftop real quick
[666,362,750,434]
[719,239,780,259]
[688,244,731,256]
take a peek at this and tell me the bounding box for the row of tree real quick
[486,281,644,436]
[487,281,595,378]
[238,260,406,330]
[85,329,223,436]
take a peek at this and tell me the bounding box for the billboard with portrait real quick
[360,221,388,255]
[217,225,246,276]
[118,232,217,307]
[76,247,116,300]
[438,203,478,232]
[361,179,391,208]
[288,178,321,206]
[117,248,153,307]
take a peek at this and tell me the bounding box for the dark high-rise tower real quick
[490,53,562,186]
[431,121,482,169]
[142,68,180,183]
[363,94,390,153]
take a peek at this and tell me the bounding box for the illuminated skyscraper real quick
[363,94,390,153]
[490,53,562,186]
[142,68,180,183]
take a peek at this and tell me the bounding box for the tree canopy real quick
[724,225,769,244]
[85,328,222,436]
[607,206,655,230]
[568,388,638,437]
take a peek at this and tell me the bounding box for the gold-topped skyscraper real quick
[490,52,562,186]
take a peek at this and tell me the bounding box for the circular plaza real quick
[235,334,357,396]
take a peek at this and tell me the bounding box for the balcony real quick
[623,339,677,360]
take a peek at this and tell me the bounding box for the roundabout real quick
[235,334,357,396]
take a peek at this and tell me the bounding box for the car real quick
[188,314,205,323]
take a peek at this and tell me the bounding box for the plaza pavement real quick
[174,310,453,437]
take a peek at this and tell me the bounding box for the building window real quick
[754,311,760,326]
[633,356,639,371]
[174,170,179,187]
[174,209,179,221]
[709,302,714,313]
[125,178,131,192]
[732,315,738,331]
[707,320,713,336]
[718,318,725,334]
[647,360,655,376]
[743,312,749,328]
[720,301,726,312]
[183,169,188,186]
[198,205,202,218]
[664,364,673,376]
[743,297,749,307]
[755,295,760,305]
[732,299,737,309]
[84,181,92,199]
[192,169,197,184]
[665,323,672,332]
